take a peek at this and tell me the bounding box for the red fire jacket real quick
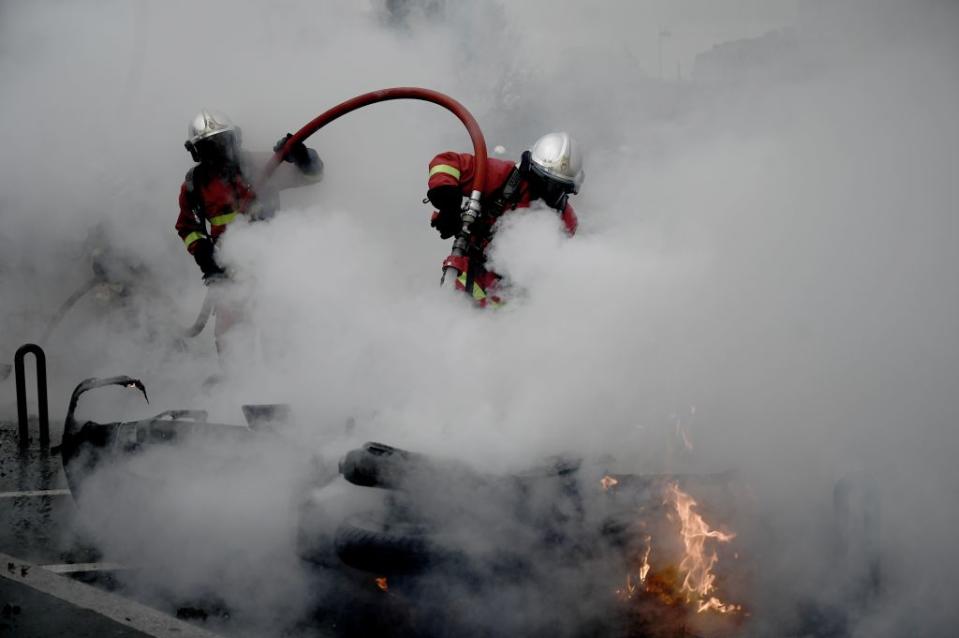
[427,152,578,238]
[175,151,322,256]
[428,152,578,306]
[175,165,259,254]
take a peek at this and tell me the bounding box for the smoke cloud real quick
[2,0,957,636]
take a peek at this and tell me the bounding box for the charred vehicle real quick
[58,376,295,497]
[59,377,875,638]
[297,441,751,638]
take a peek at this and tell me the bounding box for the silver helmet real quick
[528,132,584,194]
[187,109,236,145]
[185,109,239,162]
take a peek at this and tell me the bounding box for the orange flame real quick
[615,573,639,600]
[638,538,652,584]
[665,482,741,614]
[615,536,652,601]
[375,577,388,592]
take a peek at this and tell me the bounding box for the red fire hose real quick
[259,87,488,287]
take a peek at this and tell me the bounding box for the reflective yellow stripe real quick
[429,164,461,180]
[457,273,486,301]
[209,212,238,227]
[182,231,205,249]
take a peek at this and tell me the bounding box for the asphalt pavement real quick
[0,423,222,638]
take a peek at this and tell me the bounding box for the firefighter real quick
[175,109,323,349]
[426,132,583,306]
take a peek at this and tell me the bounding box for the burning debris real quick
[615,535,652,598]
[612,480,745,637]
[602,474,620,491]
[322,440,751,636]
[666,483,741,615]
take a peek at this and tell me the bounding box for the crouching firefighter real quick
[175,109,323,352]
[426,132,583,307]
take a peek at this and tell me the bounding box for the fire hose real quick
[40,278,100,343]
[183,291,214,338]
[187,86,489,338]
[0,285,90,378]
[261,86,489,286]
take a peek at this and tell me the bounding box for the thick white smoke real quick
[1,0,957,636]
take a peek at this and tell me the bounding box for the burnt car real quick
[58,376,299,497]
[295,440,755,638]
[58,377,877,638]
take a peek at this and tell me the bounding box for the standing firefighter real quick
[426,132,583,306]
[175,109,322,350]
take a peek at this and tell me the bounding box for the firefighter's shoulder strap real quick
[184,166,205,220]
[488,163,524,220]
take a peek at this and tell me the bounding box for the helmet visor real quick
[539,175,574,209]
[194,131,237,163]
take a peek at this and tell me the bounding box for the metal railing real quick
[14,343,49,452]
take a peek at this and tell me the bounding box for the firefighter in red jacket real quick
[426,132,583,306]
[175,109,322,349]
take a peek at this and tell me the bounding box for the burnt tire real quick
[339,441,419,489]
[334,513,439,574]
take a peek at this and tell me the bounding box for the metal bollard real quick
[14,343,49,452]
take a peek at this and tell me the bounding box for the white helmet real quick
[529,132,584,194]
[185,109,239,162]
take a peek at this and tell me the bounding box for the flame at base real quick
[616,482,742,619]
[616,536,651,600]
[666,482,741,614]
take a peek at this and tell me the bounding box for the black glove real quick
[427,185,462,212]
[202,271,228,286]
[431,208,461,239]
[193,239,224,278]
[274,133,312,166]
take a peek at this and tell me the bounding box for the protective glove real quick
[193,239,225,279]
[202,271,228,286]
[430,208,461,239]
[426,185,462,212]
[274,133,312,166]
